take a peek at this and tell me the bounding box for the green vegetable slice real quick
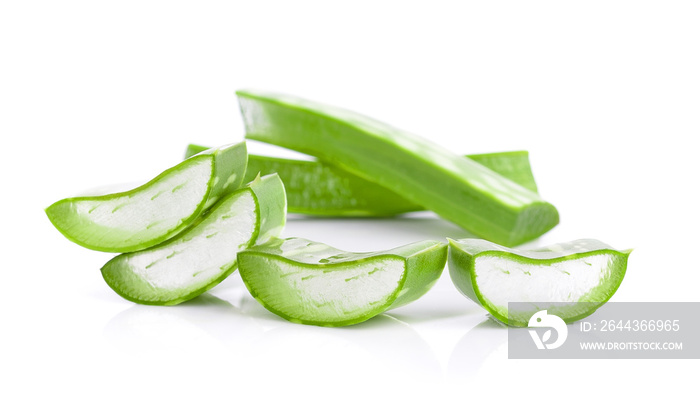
[186,144,539,216]
[101,174,286,306]
[237,237,448,326]
[46,142,248,253]
[448,238,632,326]
[236,90,559,246]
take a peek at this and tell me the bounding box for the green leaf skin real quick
[448,238,632,327]
[235,90,559,246]
[46,142,248,253]
[237,238,448,327]
[101,174,287,306]
[187,144,539,216]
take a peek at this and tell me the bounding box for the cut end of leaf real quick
[448,238,630,326]
[46,156,214,253]
[237,238,447,326]
[46,143,248,253]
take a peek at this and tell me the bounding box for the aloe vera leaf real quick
[448,238,632,327]
[45,143,248,253]
[236,90,559,246]
[186,144,539,216]
[237,237,448,327]
[101,174,286,306]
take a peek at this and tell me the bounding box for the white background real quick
[2,1,698,415]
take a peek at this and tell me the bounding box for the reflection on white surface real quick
[104,293,266,352]
[448,317,508,380]
[104,288,444,381]
[250,314,442,381]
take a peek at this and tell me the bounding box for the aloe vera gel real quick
[46,143,247,252]
[448,238,631,326]
[101,174,286,305]
[237,238,447,326]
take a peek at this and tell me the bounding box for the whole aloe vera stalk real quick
[101,174,286,306]
[46,143,247,253]
[448,238,632,327]
[186,144,539,216]
[236,90,559,246]
[237,237,447,326]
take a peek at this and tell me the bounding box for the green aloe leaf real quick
[186,144,539,216]
[237,237,448,327]
[46,142,248,253]
[448,238,632,327]
[236,90,559,246]
[101,174,286,306]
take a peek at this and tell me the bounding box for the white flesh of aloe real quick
[237,238,448,326]
[101,174,286,305]
[448,238,632,326]
[46,142,247,253]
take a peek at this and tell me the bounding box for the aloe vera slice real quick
[237,237,448,326]
[101,174,286,306]
[448,238,632,327]
[46,143,248,253]
[236,90,559,246]
[187,144,539,216]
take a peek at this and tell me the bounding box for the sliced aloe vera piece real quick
[101,174,286,305]
[448,238,632,327]
[236,90,559,246]
[187,144,539,216]
[46,143,248,253]
[237,237,448,326]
